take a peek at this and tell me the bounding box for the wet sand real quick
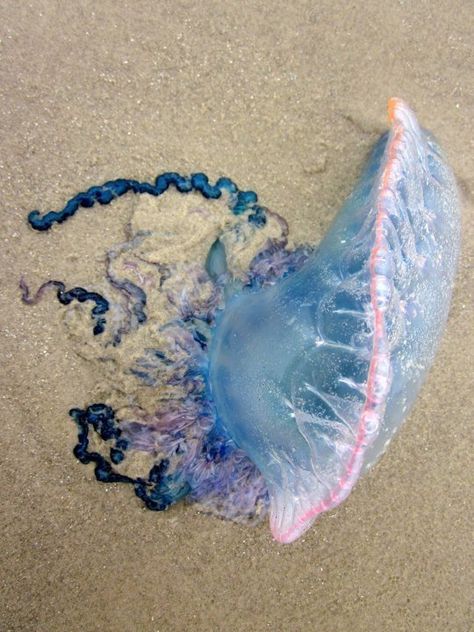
[1,2,473,630]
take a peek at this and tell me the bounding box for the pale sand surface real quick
[1,2,473,631]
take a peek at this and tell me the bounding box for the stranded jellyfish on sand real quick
[22,99,460,542]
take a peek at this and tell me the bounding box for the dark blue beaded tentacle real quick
[19,278,109,336]
[27,171,265,231]
[70,404,191,511]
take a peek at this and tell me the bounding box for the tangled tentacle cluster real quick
[22,171,309,523]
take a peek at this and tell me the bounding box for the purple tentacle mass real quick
[22,170,306,524]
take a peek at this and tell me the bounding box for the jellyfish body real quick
[209,98,460,542]
[23,99,460,542]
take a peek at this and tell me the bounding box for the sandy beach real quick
[1,2,472,630]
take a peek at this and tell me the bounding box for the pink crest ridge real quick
[271,98,421,543]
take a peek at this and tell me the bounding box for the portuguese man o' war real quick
[22,99,460,542]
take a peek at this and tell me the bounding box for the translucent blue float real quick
[22,99,460,542]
